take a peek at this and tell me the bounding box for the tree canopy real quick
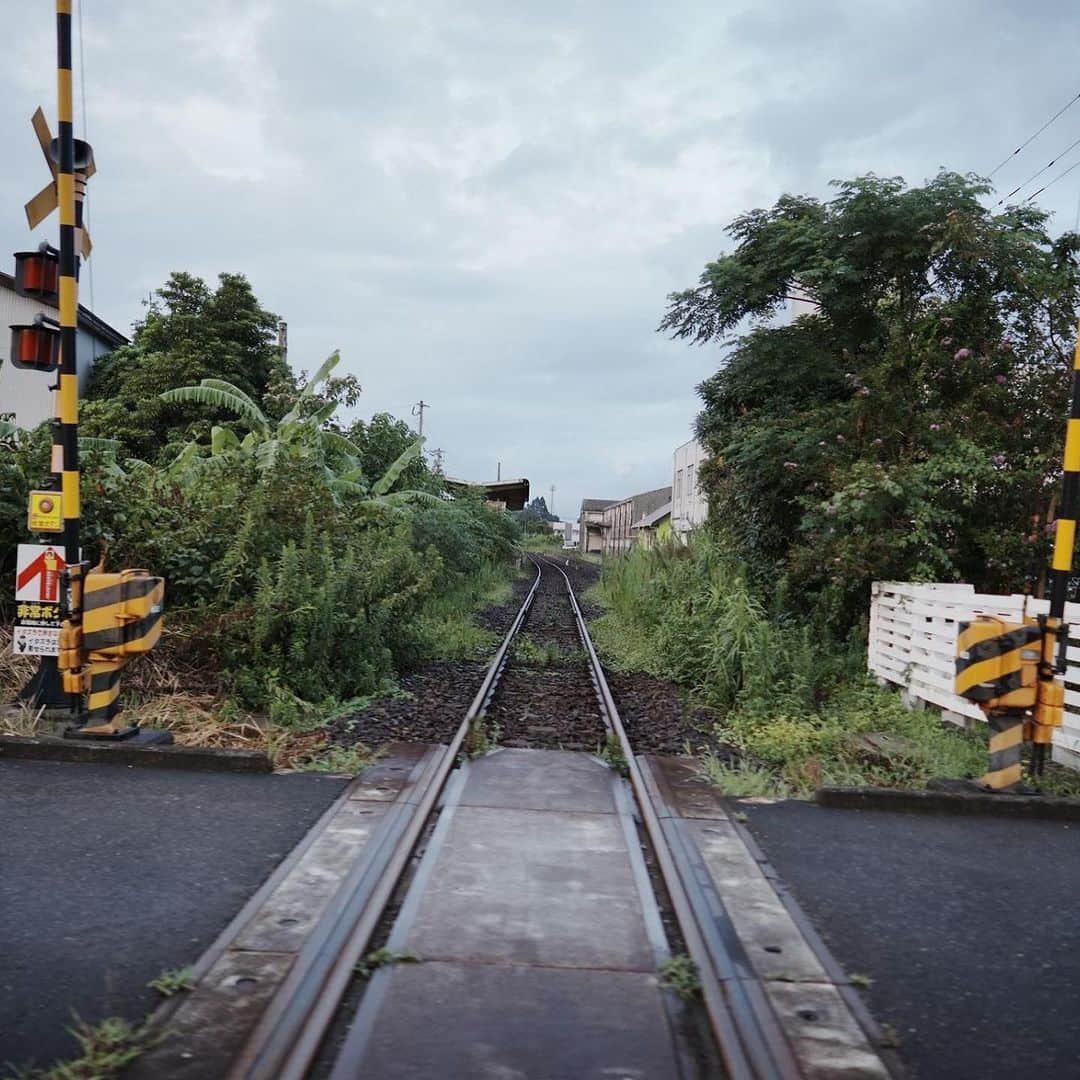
[663,172,1080,626]
[82,271,288,463]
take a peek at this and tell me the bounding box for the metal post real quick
[1033,320,1080,774]
[411,399,428,438]
[54,0,82,718]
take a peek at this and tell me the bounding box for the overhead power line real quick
[988,89,1080,178]
[1025,156,1080,204]
[997,132,1080,204]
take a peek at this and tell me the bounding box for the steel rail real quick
[230,556,543,1080]
[538,553,803,1080]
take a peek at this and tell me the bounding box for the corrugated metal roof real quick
[631,500,672,529]
[580,498,619,511]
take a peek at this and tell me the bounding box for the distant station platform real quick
[445,476,529,511]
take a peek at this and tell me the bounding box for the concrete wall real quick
[672,438,708,535]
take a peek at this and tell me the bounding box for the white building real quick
[550,520,581,546]
[0,268,126,428]
[672,438,708,535]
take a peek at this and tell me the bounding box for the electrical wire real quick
[76,0,99,370]
[987,90,1080,178]
[997,132,1080,205]
[1025,156,1080,203]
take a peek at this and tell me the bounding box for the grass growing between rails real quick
[592,536,992,797]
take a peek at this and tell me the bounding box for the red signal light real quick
[13,249,60,301]
[10,323,61,372]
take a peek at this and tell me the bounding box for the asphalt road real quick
[740,800,1080,1080]
[0,759,347,1072]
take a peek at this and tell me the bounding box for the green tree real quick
[344,413,442,495]
[662,172,1080,626]
[82,271,288,463]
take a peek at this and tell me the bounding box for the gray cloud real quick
[2,0,1078,515]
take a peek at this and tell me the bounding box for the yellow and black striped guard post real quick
[955,616,1040,790]
[75,569,165,736]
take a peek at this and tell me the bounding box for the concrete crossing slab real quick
[338,961,681,1080]
[456,746,619,813]
[335,749,686,1078]
[405,804,656,970]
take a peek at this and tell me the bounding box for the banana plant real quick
[159,351,433,507]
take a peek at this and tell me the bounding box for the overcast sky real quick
[2,0,1079,517]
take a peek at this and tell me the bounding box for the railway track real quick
[134,555,890,1080]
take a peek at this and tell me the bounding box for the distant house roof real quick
[632,500,672,530]
[0,270,128,349]
[444,476,530,511]
[581,498,619,512]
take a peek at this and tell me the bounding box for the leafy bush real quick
[593,534,987,794]
[665,172,1080,629]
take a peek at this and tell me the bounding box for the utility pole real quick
[497,461,501,481]
[411,399,429,438]
[277,320,288,365]
[550,484,556,517]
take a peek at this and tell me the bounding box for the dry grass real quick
[0,626,39,698]
[0,620,372,773]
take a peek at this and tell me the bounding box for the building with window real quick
[0,269,127,429]
[672,438,708,536]
[578,498,617,553]
[601,485,672,554]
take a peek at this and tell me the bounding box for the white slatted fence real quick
[868,582,1080,770]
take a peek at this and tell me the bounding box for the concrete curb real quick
[0,733,271,773]
[817,785,1080,821]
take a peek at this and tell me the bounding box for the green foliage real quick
[665,172,1080,627]
[291,744,375,774]
[594,535,989,795]
[658,955,701,1001]
[13,1015,154,1079]
[698,754,790,798]
[596,732,629,775]
[344,413,441,495]
[515,496,558,534]
[464,711,501,757]
[84,271,287,463]
[0,424,50,620]
[4,270,520,736]
[147,968,195,998]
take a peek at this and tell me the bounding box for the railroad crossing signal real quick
[24,106,94,258]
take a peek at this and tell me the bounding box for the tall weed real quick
[595,534,988,794]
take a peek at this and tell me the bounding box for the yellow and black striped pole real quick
[1032,321,1080,774]
[55,0,80,574]
[53,0,88,719]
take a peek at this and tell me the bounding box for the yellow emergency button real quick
[28,490,63,533]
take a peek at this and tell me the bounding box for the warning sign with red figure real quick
[12,544,65,656]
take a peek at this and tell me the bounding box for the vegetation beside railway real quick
[589,537,991,795]
[591,170,1080,797]
[0,271,521,764]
